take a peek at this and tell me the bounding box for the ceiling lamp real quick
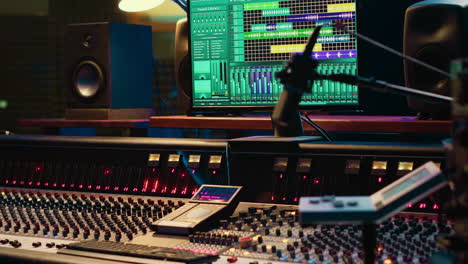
[118,0,165,12]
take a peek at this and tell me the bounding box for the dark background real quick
[0,0,422,132]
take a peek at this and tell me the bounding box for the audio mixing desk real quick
[0,187,453,264]
[0,135,453,263]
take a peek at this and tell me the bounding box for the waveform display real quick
[327,3,355,12]
[251,23,293,32]
[244,28,333,40]
[271,43,322,54]
[309,50,357,60]
[262,8,290,16]
[244,1,280,11]
[287,12,355,23]
[240,0,357,62]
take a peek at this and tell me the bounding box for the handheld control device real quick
[152,185,242,235]
[299,161,446,224]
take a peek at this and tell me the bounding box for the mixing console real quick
[0,189,453,264]
[0,136,228,197]
[0,135,454,263]
[0,188,186,246]
[229,139,448,212]
[173,206,452,264]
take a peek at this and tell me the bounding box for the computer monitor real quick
[188,0,358,112]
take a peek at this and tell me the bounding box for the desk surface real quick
[18,119,149,128]
[18,116,452,134]
[149,115,452,134]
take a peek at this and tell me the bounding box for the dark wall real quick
[358,0,421,115]
[0,15,50,130]
[0,1,423,132]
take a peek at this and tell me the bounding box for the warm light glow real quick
[119,0,165,12]
[209,155,223,164]
[189,155,201,163]
[398,161,414,171]
[169,154,180,162]
[346,160,360,169]
[153,179,159,191]
[143,179,149,190]
[372,161,387,170]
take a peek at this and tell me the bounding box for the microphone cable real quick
[300,114,333,142]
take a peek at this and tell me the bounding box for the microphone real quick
[271,26,323,137]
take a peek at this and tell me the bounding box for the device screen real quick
[189,0,358,109]
[382,169,430,201]
[192,186,241,202]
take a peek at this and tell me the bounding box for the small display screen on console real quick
[382,169,429,201]
[192,186,240,202]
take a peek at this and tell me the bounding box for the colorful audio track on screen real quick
[190,0,358,108]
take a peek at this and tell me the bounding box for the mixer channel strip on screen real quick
[190,0,358,107]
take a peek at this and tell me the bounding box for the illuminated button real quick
[371,161,387,176]
[296,158,312,173]
[398,162,413,171]
[239,237,252,249]
[188,155,201,169]
[345,160,360,174]
[168,154,181,168]
[273,158,288,172]
[227,257,238,263]
[397,161,414,175]
[147,154,160,167]
[208,155,223,169]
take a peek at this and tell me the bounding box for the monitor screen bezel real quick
[187,0,363,114]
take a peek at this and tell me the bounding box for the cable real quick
[333,21,452,79]
[301,114,333,142]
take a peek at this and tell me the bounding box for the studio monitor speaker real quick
[65,22,154,120]
[404,0,468,119]
[174,18,192,115]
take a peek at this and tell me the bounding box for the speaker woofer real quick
[73,60,104,99]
